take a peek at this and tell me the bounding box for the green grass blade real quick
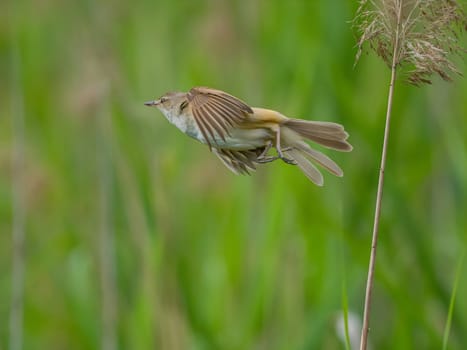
[442,249,465,350]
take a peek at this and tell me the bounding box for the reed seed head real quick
[354,0,466,85]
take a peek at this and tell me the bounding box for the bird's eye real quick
[179,100,188,112]
[160,97,167,103]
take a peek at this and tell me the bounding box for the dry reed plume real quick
[355,0,466,84]
[353,1,465,349]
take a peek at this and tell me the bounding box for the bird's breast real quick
[164,110,198,135]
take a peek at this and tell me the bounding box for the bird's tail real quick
[283,119,353,152]
[280,119,352,186]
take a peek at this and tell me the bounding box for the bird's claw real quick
[281,156,297,165]
[278,147,297,165]
[256,147,297,165]
[256,155,278,163]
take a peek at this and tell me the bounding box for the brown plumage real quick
[187,87,253,148]
[145,87,353,186]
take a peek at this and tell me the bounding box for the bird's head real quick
[144,91,188,117]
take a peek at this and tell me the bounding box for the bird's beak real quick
[144,100,159,107]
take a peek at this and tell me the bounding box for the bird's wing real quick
[212,148,260,175]
[188,87,253,149]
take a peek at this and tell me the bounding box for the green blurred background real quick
[1,0,466,349]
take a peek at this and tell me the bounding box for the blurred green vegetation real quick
[1,0,466,349]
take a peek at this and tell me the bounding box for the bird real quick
[145,87,352,186]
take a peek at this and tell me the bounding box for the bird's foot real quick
[257,147,297,165]
[281,156,297,165]
[256,155,278,163]
[278,147,297,165]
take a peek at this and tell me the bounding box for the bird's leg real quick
[256,129,297,165]
[256,141,277,163]
[258,141,273,159]
[275,127,297,165]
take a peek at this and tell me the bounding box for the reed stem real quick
[359,3,402,349]
[9,43,25,350]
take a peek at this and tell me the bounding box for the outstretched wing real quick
[188,87,253,149]
[212,148,264,175]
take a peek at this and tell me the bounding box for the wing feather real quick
[212,148,259,175]
[207,99,241,125]
[201,104,229,141]
[197,104,225,142]
[192,111,214,149]
[188,87,253,148]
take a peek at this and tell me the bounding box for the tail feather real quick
[280,119,351,184]
[284,148,324,186]
[283,119,353,152]
[294,141,343,177]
